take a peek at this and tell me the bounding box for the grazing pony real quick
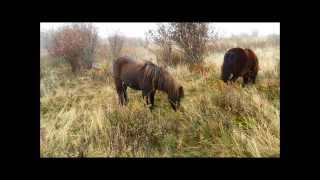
[221,48,259,85]
[112,56,184,111]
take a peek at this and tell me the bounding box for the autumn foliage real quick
[48,24,98,73]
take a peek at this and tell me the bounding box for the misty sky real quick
[40,23,280,38]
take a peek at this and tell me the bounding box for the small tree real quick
[146,23,216,65]
[169,23,215,64]
[48,23,98,73]
[145,23,173,66]
[108,31,125,61]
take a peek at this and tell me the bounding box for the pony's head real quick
[168,85,184,111]
[158,68,184,111]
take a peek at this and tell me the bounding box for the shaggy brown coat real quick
[221,48,259,84]
[113,56,184,111]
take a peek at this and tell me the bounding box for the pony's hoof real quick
[149,106,155,111]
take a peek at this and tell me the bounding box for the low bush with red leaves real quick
[48,24,98,73]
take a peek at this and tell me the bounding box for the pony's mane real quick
[142,61,180,98]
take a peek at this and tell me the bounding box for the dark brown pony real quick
[221,48,259,85]
[113,56,184,111]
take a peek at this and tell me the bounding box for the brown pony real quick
[112,56,184,111]
[221,48,259,85]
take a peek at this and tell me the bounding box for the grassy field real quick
[40,36,280,157]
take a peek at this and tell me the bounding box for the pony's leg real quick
[142,92,146,105]
[115,80,125,105]
[143,90,149,105]
[230,74,238,83]
[243,73,250,85]
[169,101,177,112]
[149,90,156,108]
[221,70,231,83]
[117,91,125,105]
[251,71,257,84]
[123,84,128,104]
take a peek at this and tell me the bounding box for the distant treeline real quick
[41,30,279,52]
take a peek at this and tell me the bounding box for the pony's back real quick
[113,56,139,78]
[221,48,248,80]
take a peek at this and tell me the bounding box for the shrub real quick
[169,23,215,64]
[48,23,98,73]
[145,23,174,66]
[146,23,216,66]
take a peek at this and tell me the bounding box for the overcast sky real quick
[40,22,280,38]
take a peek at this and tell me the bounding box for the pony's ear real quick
[179,86,184,98]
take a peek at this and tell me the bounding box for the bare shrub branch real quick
[169,23,216,64]
[146,23,217,66]
[145,23,174,66]
[48,23,98,73]
[108,31,125,61]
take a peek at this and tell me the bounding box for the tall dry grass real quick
[40,36,280,157]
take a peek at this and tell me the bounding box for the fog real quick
[40,22,280,38]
